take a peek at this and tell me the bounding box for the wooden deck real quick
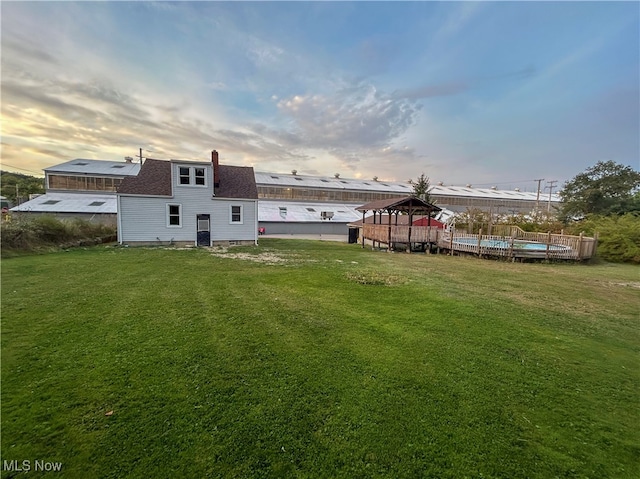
[361,224,597,261]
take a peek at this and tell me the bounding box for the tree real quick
[411,173,433,204]
[0,171,45,205]
[559,161,640,220]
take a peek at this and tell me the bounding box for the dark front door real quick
[197,214,211,246]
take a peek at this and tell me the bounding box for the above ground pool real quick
[452,237,572,251]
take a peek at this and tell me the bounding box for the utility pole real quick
[137,148,144,164]
[534,178,544,214]
[545,180,558,213]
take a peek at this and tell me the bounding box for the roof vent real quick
[124,156,134,163]
[334,173,340,178]
[514,188,520,192]
[373,176,378,181]
[437,181,444,186]
[466,184,472,188]
[491,186,498,190]
[291,169,297,175]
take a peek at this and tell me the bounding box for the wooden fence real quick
[361,224,597,260]
[362,224,440,247]
[436,227,597,260]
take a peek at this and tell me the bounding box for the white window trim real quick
[167,203,182,228]
[176,166,208,188]
[230,205,243,224]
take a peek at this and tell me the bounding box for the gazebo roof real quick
[356,196,441,214]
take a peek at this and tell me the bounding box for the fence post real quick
[578,232,584,260]
[477,228,483,257]
[545,231,551,261]
[449,230,454,255]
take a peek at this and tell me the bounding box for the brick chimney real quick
[212,150,220,188]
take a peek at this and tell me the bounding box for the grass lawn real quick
[1,239,639,478]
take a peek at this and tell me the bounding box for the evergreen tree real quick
[411,173,433,203]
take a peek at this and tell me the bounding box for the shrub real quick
[1,215,116,255]
[566,214,640,264]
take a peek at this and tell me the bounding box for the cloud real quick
[276,83,421,150]
[392,67,536,101]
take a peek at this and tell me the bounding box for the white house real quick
[117,151,258,246]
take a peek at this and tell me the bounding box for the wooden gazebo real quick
[356,196,441,252]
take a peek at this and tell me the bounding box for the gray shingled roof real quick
[215,165,258,199]
[117,159,172,196]
[356,196,442,213]
[117,159,258,199]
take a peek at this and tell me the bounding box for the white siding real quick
[119,196,258,244]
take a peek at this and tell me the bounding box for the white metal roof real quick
[45,159,141,176]
[255,171,560,202]
[255,171,413,193]
[259,200,363,223]
[10,193,117,214]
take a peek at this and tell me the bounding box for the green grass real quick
[2,240,639,478]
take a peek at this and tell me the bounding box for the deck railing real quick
[363,224,440,246]
[437,227,596,260]
[361,223,596,260]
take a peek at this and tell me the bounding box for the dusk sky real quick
[2,1,638,191]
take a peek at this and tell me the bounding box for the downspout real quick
[255,200,259,245]
[117,194,123,244]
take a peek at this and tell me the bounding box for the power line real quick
[470,179,545,187]
[1,163,43,176]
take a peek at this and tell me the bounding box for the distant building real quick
[254,171,559,235]
[10,157,141,225]
[10,155,561,236]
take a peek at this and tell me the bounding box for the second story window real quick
[177,166,207,187]
[179,167,191,185]
[195,168,205,185]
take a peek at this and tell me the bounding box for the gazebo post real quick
[387,208,392,251]
[407,201,413,254]
[427,209,432,254]
[373,210,377,249]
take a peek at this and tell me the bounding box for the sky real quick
[1,1,638,192]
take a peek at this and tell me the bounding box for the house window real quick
[167,204,182,227]
[179,167,190,185]
[177,166,207,187]
[230,205,243,224]
[194,168,205,185]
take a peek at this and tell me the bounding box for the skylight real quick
[73,162,89,166]
[42,200,60,205]
[306,208,316,212]
[89,201,106,206]
[111,165,125,169]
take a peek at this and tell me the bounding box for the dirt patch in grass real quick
[207,246,304,265]
[345,270,408,286]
